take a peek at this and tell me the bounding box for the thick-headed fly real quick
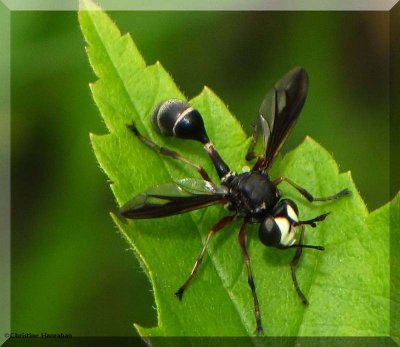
[120,67,351,334]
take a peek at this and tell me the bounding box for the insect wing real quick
[259,67,309,171]
[245,114,271,161]
[120,179,227,219]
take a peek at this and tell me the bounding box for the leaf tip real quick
[303,135,318,145]
[111,211,127,225]
[202,85,214,96]
[79,0,100,11]
[134,324,161,339]
[89,132,103,148]
[200,85,222,102]
[134,323,150,339]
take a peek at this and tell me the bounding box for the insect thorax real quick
[224,172,281,221]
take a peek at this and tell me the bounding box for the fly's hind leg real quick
[127,123,212,182]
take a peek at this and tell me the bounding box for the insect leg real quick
[174,215,235,300]
[238,223,264,335]
[127,123,212,182]
[273,177,351,202]
[286,225,324,304]
[289,226,309,306]
[287,244,325,251]
[294,212,330,228]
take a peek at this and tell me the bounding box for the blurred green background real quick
[10,11,392,336]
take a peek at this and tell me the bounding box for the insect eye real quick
[258,217,281,247]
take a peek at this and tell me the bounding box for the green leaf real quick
[390,193,400,344]
[79,1,393,337]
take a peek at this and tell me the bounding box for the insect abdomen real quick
[152,99,210,144]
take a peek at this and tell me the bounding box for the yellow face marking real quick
[287,205,298,222]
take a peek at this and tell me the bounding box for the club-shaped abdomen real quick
[151,99,231,178]
[152,99,210,144]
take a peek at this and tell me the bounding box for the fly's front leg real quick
[294,212,330,228]
[284,226,325,305]
[289,226,309,306]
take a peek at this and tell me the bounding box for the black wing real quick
[120,178,227,219]
[251,67,309,171]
